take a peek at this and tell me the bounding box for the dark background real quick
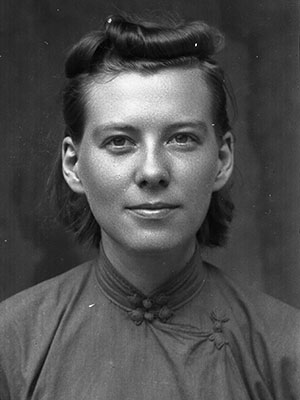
[1,0,299,307]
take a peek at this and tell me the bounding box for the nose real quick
[134,145,170,189]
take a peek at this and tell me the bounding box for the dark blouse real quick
[0,246,300,399]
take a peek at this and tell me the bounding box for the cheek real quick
[179,155,219,231]
[78,152,126,207]
[179,152,219,197]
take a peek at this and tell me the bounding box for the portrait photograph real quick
[0,0,299,398]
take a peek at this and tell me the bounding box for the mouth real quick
[126,203,180,219]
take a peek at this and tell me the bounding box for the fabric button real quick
[158,306,173,322]
[214,321,222,331]
[128,308,144,325]
[127,294,143,307]
[144,312,154,322]
[142,298,153,309]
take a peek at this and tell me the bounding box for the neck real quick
[100,234,199,295]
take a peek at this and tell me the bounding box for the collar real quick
[94,244,207,325]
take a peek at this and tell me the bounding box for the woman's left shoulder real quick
[203,263,300,397]
[205,263,300,346]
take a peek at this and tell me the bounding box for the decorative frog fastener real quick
[127,294,173,325]
[208,309,229,350]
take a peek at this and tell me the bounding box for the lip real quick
[126,203,179,219]
[128,202,179,210]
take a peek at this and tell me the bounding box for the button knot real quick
[213,320,223,332]
[144,312,154,321]
[127,294,143,307]
[128,308,144,325]
[128,293,173,325]
[208,309,229,350]
[142,298,153,309]
[158,306,173,322]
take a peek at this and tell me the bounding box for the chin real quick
[121,232,192,254]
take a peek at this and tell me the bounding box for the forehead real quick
[84,67,213,125]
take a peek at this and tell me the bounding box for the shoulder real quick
[0,260,95,337]
[0,261,96,398]
[205,263,300,395]
[206,263,300,329]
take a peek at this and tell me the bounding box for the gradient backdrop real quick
[1,0,299,307]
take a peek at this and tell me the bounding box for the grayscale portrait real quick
[0,1,299,399]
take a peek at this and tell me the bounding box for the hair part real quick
[48,14,234,248]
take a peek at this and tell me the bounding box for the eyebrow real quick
[92,120,209,136]
[165,121,209,134]
[92,124,140,136]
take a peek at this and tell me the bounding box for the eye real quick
[105,136,135,152]
[110,137,127,146]
[174,134,190,144]
[168,133,197,146]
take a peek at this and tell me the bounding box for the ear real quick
[213,132,234,192]
[62,137,85,194]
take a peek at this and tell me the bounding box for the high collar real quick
[94,244,207,325]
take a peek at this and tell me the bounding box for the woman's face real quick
[63,67,233,253]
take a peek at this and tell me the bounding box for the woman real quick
[0,14,299,400]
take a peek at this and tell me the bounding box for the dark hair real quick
[48,14,234,248]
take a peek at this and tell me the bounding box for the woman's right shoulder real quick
[0,260,95,330]
[0,260,98,398]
